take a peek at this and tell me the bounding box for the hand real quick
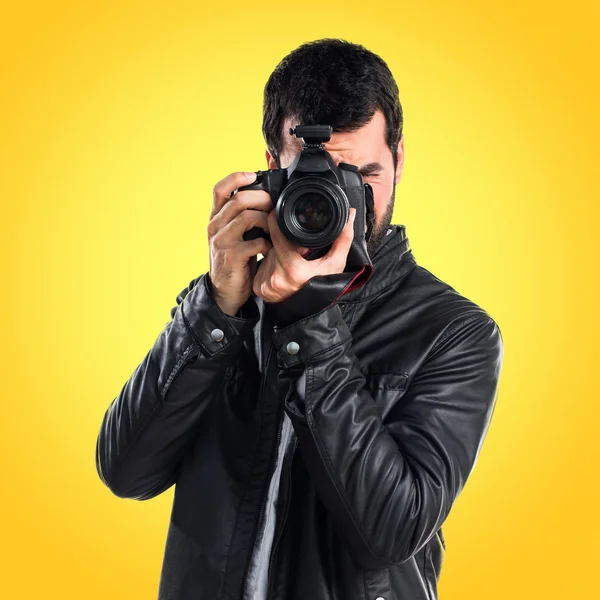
[207,171,274,316]
[253,207,356,304]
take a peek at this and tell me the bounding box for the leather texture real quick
[95,224,504,600]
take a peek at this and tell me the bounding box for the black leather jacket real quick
[95,224,503,600]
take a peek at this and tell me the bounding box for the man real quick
[95,38,503,600]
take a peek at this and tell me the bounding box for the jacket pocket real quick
[363,567,394,600]
[363,370,409,421]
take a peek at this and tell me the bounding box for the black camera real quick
[237,125,374,260]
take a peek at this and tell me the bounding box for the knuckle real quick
[213,230,230,250]
[239,209,251,225]
[207,219,217,238]
[228,194,241,207]
[261,277,272,296]
[229,197,244,215]
[253,238,266,252]
[233,209,247,227]
[271,270,284,291]
[288,270,302,288]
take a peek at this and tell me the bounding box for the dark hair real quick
[262,38,403,170]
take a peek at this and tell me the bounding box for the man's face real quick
[265,109,404,255]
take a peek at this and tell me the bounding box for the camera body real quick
[238,125,374,260]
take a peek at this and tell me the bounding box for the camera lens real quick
[276,176,348,248]
[294,193,333,232]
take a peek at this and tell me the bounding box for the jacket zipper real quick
[266,435,299,598]
[240,341,282,600]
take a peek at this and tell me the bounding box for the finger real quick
[215,189,272,229]
[237,236,273,259]
[220,208,270,241]
[320,208,356,269]
[267,209,298,262]
[211,171,257,217]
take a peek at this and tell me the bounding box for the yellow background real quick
[1,0,598,598]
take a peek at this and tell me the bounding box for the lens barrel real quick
[276,177,349,248]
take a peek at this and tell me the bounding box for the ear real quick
[394,134,404,184]
[265,149,278,170]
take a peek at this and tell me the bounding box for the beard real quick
[366,181,396,256]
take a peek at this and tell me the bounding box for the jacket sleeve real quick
[271,303,503,570]
[95,273,259,501]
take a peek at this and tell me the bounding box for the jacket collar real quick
[339,224,417,303]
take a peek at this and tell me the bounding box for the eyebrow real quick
[358,162,384,176]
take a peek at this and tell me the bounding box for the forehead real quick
[281,109,388,164]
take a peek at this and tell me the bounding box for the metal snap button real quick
[210,328,224,342]
[286,341,300,355]
[375,597,386,600]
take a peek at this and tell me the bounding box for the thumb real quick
[322,208,355,268]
